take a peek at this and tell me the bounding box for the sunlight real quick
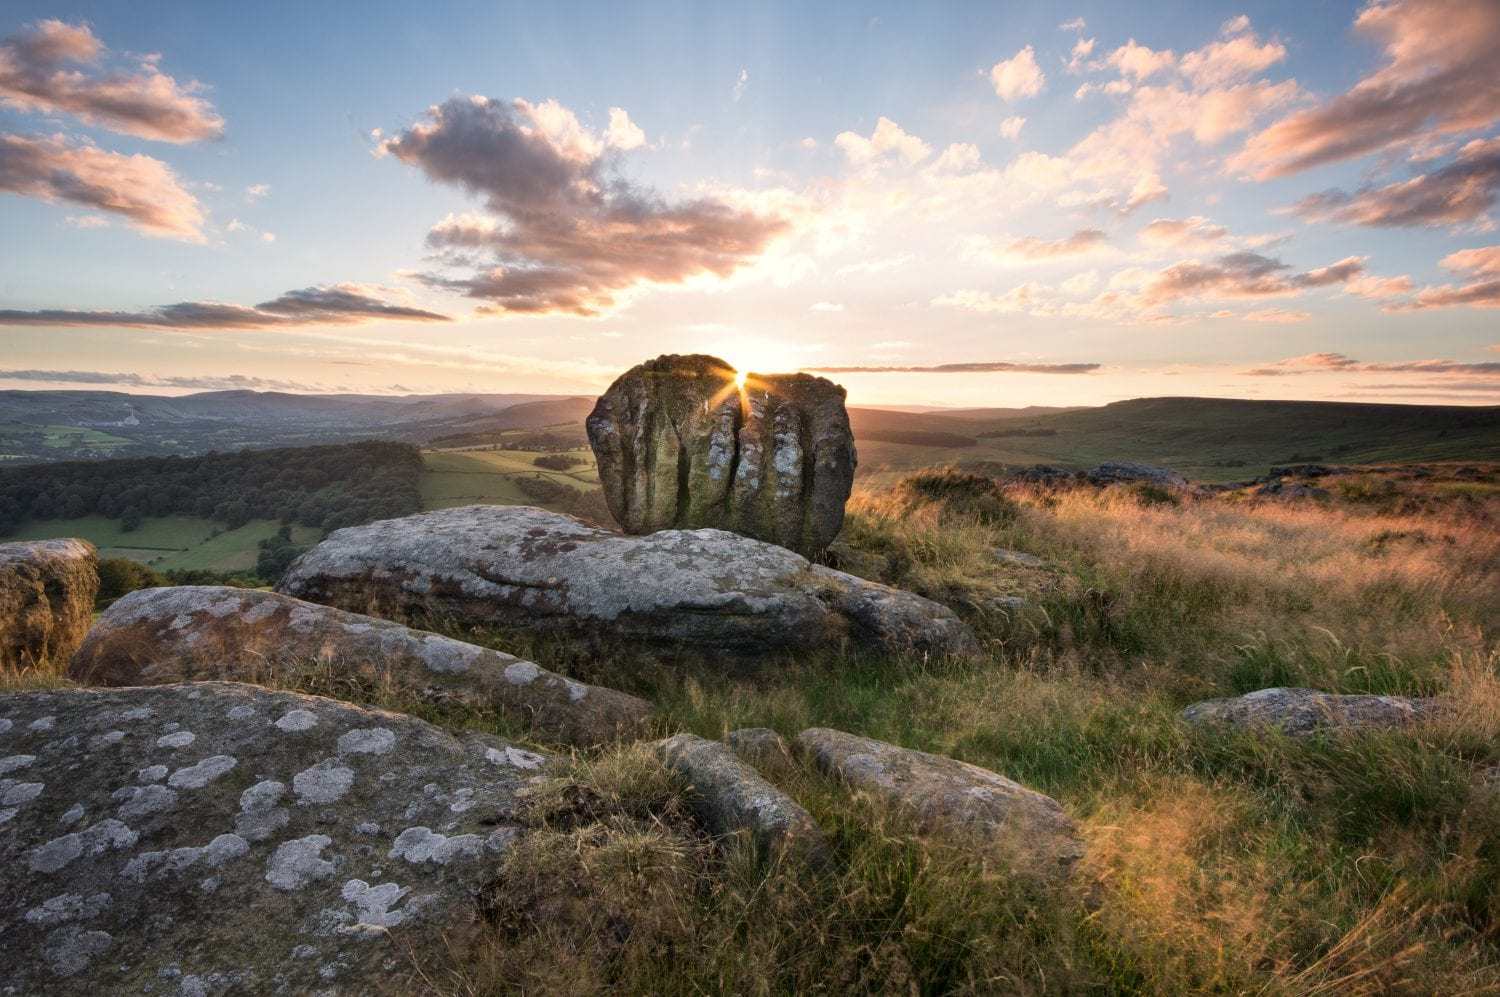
[734,370,748,391]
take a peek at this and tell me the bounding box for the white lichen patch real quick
[293,761,354,805]
[234,780,290,841]
[503,661,541,685]
[156,731,196,749]
[29,715,57,731]
[418,636,483,674]
[25,891,112,926]
[44,925,113,977]
[0,753,37,774]
[0,718,12,733]
[138,765,169,783]
[167,754,238,790]
[117,707,152,723]
[59,803,86,826]
[114,784,178,820]
[505,747,546,770]
[124,834,250,882]
[265,834,337,891]
[337,727,396,756]
[88,730,127,750]
[340,878,412,929]
[275,709,319,733]
[2,780,43,805]
[388,826,485,865]
[29,819,138,873]
[226,705,257,721]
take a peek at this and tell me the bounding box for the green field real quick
[420,448,599,510]
[7,515,322,572]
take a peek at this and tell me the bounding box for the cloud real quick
[1245,353,1500,377]
[999,115,1026,140]
[834,252,914,276]
[0,19,223,142]
[605,107,645,150]
[1065,37,1096,74]
[732,68,748,102]
[805,361,1100,374]
[977,228,1109,263]
[0,283,451,329]
[1238,308,1310,324]
[0,368,329,392]
[1232,0,1500,178]
[836,116,931,166]
[1104,40,1176,81]
[809,301,844,312]
[0,132,205,240]
[245,183,270,201]
[1178,23,1285,88]
[990,46,1045,102]
[63,212,107,229]
[1287,137,1500,228]
[1138,251,1364,306]
[1059,17,1087,32]
[1442,245,1500,277]
[1138,216,1229,250]
[380,96,789,316]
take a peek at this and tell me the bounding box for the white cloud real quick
[732,68,748,102]
[990,45,1045,102]
[834,116,931,166]
[999,115,1026,140]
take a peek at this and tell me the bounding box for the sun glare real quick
[734,370,748,390]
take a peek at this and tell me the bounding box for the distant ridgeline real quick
[0,441,422,536]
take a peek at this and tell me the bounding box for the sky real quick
[1,0,1498,408]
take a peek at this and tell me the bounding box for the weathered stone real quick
[796,728,1081,877]
[0,682,548,995]
[69,586,650,748]
[725,727,794,769]
[278,505,979,659]
[0,540,98,671]
[1084,462,1187,487]
[656,734,824,860]
[1181,687,1436,736]
[586,354,857,556]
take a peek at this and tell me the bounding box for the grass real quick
[7,462,1500,993]
[420,448,600,510]
[6,515,320,572]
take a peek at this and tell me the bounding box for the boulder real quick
[68,586,650,747]
[277,505,979,660]
[0,682,552,995]
[0,539,98,671]
[1085,462,1187,487]
[724,727,794,769]
[586,354,857,556]
[1181,687,1437,736]
[796,728,1081,877]
[656,733,824,860]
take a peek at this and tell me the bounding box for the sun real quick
[734,370,748,390]
[710,336,804,378]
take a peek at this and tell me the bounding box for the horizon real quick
[3,2,1500,408]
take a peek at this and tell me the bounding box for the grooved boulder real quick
[0,539,98,671]
[277,505,978,660]
[68,586,651,747]
[0,682,550,995]
[586,354,857,556]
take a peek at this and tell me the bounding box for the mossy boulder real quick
[0,539,98,671]
[587,354,856,556]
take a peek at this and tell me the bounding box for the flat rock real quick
[0,540,98,671]
[796,728,1081,877]
[587,354,857,556]
[656,733,824,860]
[1180,687,1436,736]
[0,682,551,995]
[277,505,978,659]
[69,586,650,748]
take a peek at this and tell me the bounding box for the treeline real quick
[0,441,423,535]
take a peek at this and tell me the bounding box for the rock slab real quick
[1181,687,1436,736]
[69,586,651,747]
[0,682,551,995]
[0,539,98,671]
[656,733,824,860]
[278,505,978,659]
[587,354,857,556]
[796,728,1081,877]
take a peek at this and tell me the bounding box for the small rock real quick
[796,728,1081,877]
[992,548,1045,568]
[656,734,825,861]
[1180,687,1436,736]
[0,539,98,670]
[1085,462,1187,487]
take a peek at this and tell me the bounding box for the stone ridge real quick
[69,586,652,747]
[0,682,549,995]
[587,353,857,555]
[0,539,99,671]
[277,505,979,659]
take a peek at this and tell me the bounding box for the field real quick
[5,515,321,572]
[420,447,599,510]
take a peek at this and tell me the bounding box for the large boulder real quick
[0,540,98,671]
[68,586,650,747]
[796,728,1081,878]
[586,354,857,556]
[278,505,979,659]
[0,682,551,995]
[1181,687,1437,736]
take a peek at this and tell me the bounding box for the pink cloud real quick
[0,284,451,329]
[1288,137,1500,228]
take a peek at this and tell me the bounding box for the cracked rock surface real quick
[587,354,857,556]
[278,505,978,659]
[70,586,650,747]
[0,682,549,995]
[0,539,98,671]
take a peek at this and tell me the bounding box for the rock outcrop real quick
[1181,687,1436,736]
[796,728,1081,877]
[278,505,978,659]
[68,586,650,747]
[725,727,795,770]
[656,733,824,860]
[0,539,98,671]
[586,354,857,556]
[0,682,552,995]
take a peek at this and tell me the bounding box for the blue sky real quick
[2,0,1498,406]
